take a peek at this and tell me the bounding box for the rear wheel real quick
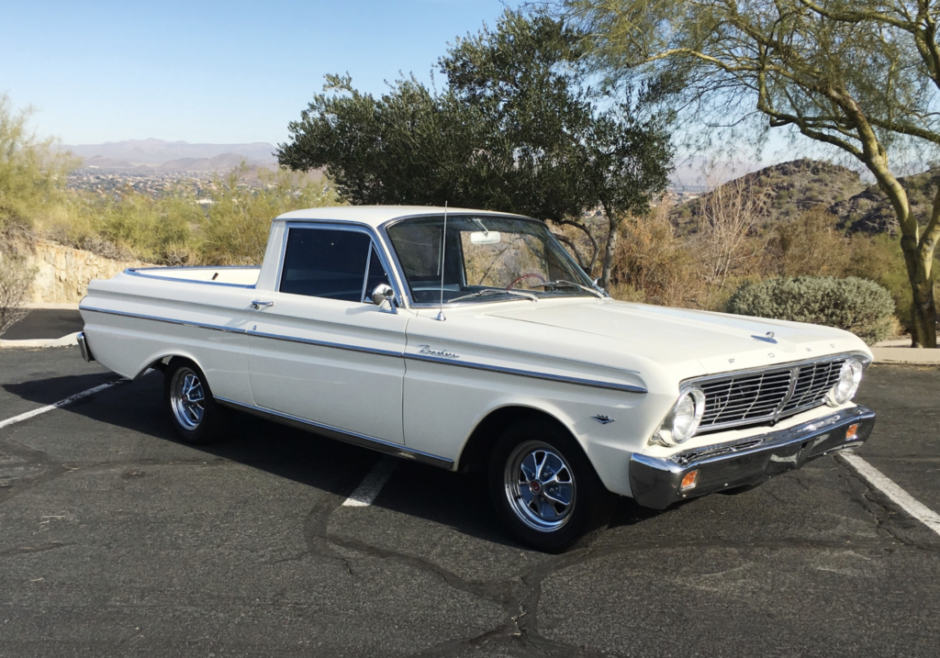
[163,358,224,444]
[489,419,616,552]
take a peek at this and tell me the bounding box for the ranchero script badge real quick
[417,345,460,359]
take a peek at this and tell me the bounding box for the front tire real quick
[489,419,616,552]
[163,358,224,445]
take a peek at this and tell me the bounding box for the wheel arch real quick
[456,404,584,474]
[135,351,203,380]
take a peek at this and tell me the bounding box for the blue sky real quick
[1,0,519,145]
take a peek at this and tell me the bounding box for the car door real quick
[247,223,409,444]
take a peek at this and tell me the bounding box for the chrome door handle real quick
[250,300,275,310]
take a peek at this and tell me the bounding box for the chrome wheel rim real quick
[504,440,576,532]
[170,367,205,431]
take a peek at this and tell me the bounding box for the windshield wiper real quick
[533,279,606,299]
[449,288,539,303]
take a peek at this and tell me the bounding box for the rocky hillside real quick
[830,168,940,234]
[671,159,867,232]
[672,158,940,236]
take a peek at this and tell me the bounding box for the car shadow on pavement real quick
[4,373,558,550]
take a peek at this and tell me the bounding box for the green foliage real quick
[845,233,940,333]
[60,187,201,264]
[0,94,76,231]
[199,166,336,264]
[726,276,896,345]
[565,0,940,344]
[278,9,672,224]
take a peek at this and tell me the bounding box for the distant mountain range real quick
[62,138,279,171]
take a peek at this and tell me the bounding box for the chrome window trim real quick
[378,213,596,308]
[681,352,871,434]
[361,246,374,304]
[278,221,408,309]
[214,396,454,469]
[404,352,648,394]
[124,267,258,289]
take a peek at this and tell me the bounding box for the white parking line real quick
[839,450,940,538]
[0,380,126,431]
[342,459,398,508]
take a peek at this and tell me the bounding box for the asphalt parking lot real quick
[1,347,938,657]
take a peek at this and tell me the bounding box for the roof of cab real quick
[274,205,526,228]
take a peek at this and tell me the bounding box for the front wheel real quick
[163,358,224,445]
[489,419,616,552]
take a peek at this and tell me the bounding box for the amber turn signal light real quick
[845,423,860,440]
[680,470,699,491]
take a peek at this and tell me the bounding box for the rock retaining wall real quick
[25,240,155,304]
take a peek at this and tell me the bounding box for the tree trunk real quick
[601,210,619,292]
[900,234,938,348]
[855,132,938,348]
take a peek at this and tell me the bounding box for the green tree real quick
[565,0,940,346]
[0,94,75,232]
[278,9,673,289]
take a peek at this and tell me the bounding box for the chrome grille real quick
[695,357,847,433]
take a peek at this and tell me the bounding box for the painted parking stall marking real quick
[0,380,128,431]
[839,449,940,538]
[342,459,398,508]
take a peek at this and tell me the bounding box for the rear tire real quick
[489,418,616,553]
[163,358,224,445]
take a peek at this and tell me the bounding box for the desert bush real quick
[57,189,199,264]
[843,233,939,334]
[0,251,37,336]
[726,276,896,345]
[198,166,337,264]
[770,208,853,277]
[693,178,771,291]
[609,205,707,307]
[0,95,76,232]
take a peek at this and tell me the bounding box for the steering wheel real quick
[506,272,547,290]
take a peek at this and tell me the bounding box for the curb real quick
[0,332,80,349]
[23,302,81,310]
[872,335,940,366]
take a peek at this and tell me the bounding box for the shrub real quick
[0,251,37,336]
[726,276,896,345]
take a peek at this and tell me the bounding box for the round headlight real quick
[827,358,865,406]
[657,388,706,446]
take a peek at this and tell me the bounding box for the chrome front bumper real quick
[629,405,876,510]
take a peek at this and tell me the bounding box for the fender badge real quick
[417,345,459,359]
[592,415,615,425]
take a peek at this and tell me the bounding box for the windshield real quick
[386,214,598,304]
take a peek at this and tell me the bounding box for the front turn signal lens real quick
[680,470,699,491]
[846,423,860,440]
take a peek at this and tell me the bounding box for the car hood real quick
[482,298,870,376]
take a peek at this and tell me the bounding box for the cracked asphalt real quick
[1,348,938,657]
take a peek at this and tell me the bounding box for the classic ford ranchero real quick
[78,206,876,551]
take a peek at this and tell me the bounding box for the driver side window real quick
[279,227,391,303]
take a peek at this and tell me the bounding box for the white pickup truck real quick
[78,206,876,551]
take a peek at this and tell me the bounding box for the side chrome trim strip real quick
[214,396,454,469]
[247,328,402,358]
[81,307,647,393]
[404,353,648,394]
[80,306,245,334]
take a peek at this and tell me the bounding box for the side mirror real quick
[371,283,396,311]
